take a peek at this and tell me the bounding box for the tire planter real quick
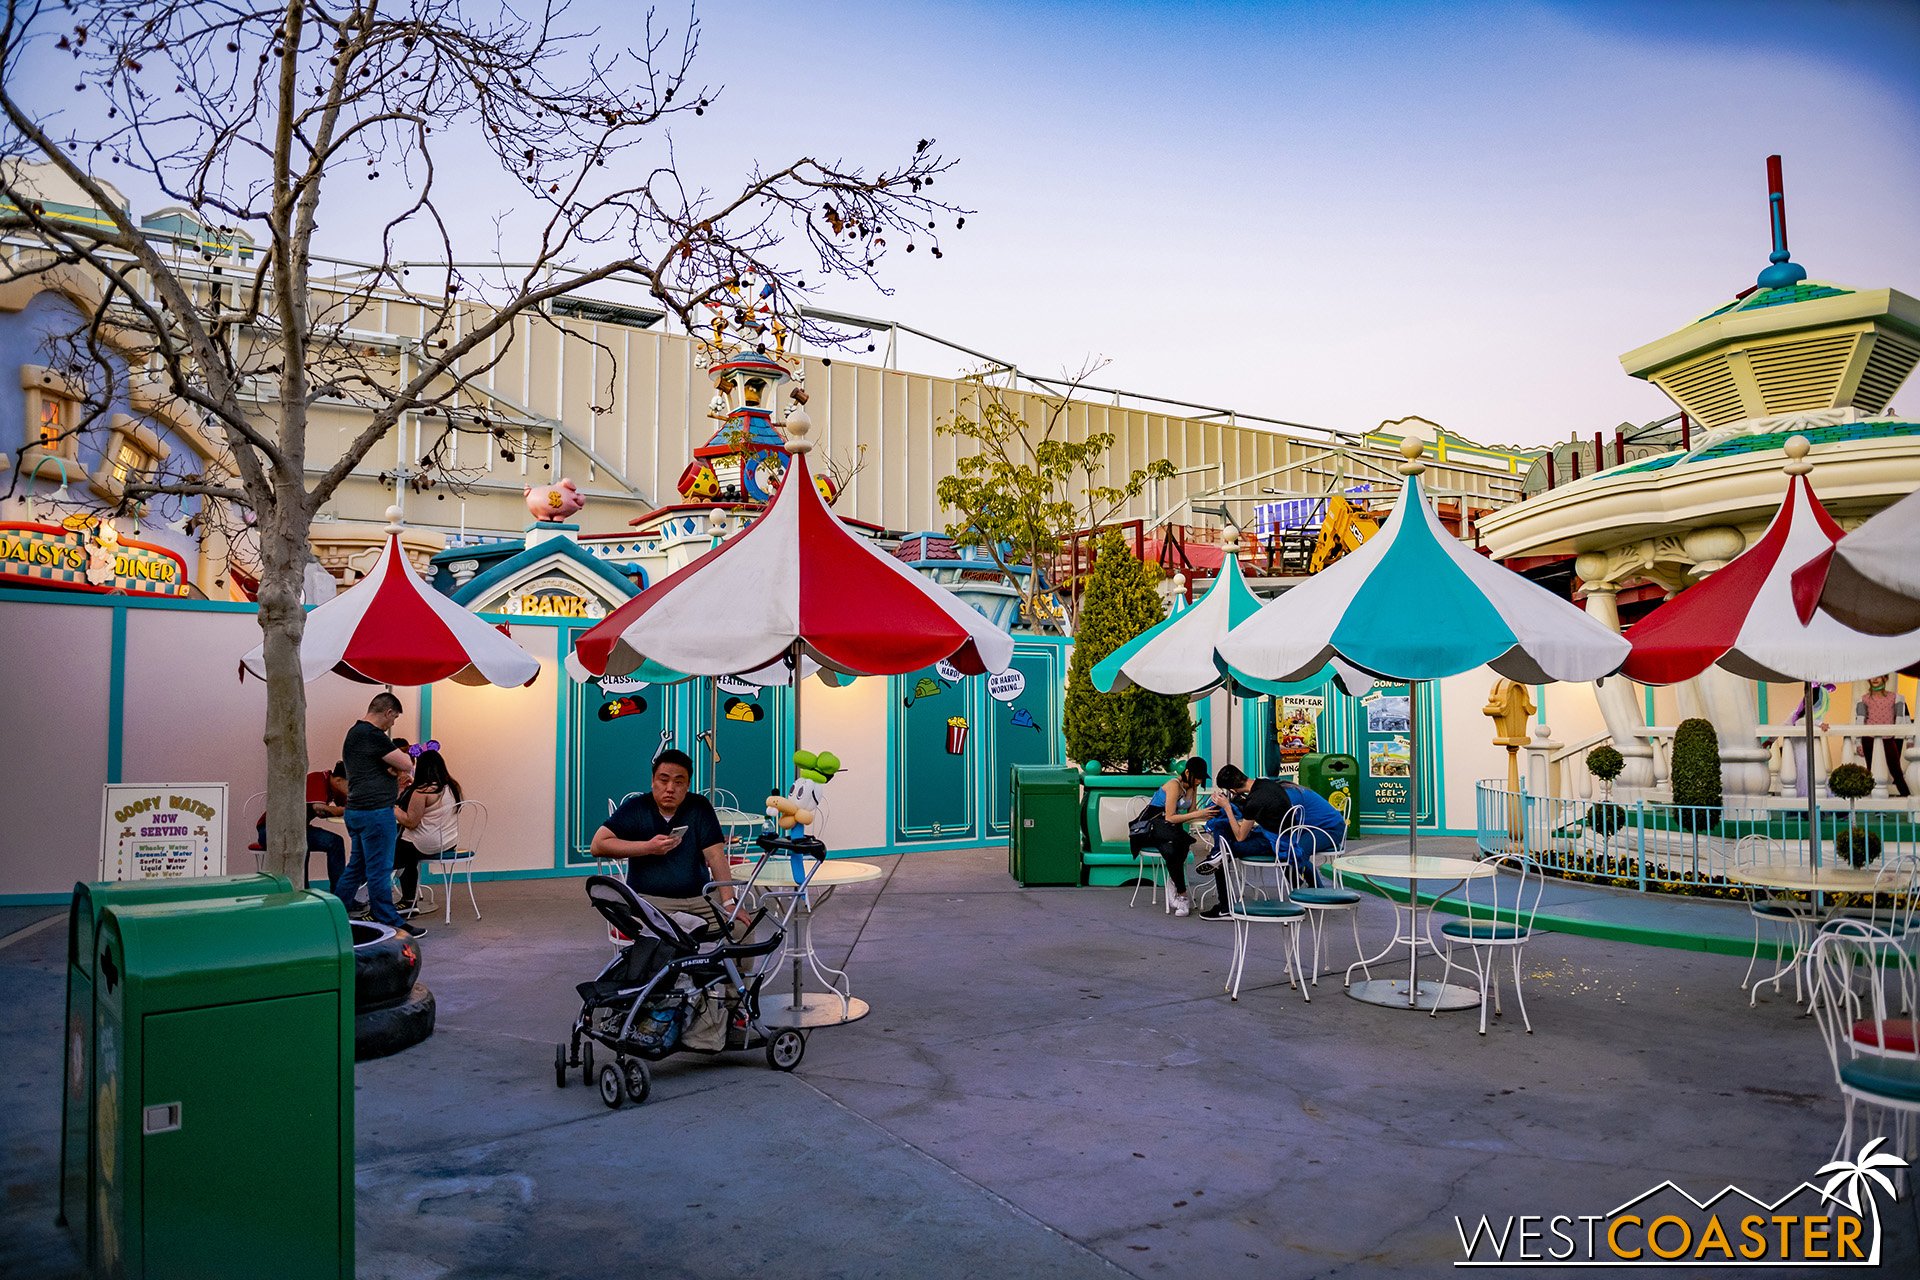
[352,922,435,1060]
[351,921,421,1011]
[355,983,436,1060]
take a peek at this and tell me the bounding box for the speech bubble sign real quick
[597,674,649,695]
[715,675,759,698]
[935,660,964,683]
[987,669,1026,702]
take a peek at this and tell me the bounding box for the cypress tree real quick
[1064,532,1195,773]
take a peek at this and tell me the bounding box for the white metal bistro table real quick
[1329,853,1503,1011]
[1724,862,1887,1000]
[742,856,883,1028]
[1723,863,1885,896]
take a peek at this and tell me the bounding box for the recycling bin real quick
[91,887,353,1279]
[1297,752,1361,834]
[1008,765,1085,886]
[61,873,291,1261]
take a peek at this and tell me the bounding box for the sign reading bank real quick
[1456,1140,1906,1268]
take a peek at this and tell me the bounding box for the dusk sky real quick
[17,1,1920,447]
[675,0,1920,446]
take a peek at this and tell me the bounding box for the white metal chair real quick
[1219,846,1308,1002]
[241,791,268,871]
[1429,850,1546,1034]
[1807,922,1920,1172]
[1280,821,1369,987]
[1734,834,1824,1005]
[428,800,488,924]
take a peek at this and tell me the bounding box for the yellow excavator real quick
[1308,492,1379,574]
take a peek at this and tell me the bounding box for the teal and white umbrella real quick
[1218,444,1628,686]
[1092,556,1364,770]
[1095,556,1364,699]
[1218,441,1627,1011]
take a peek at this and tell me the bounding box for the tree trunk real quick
[257,509,313,885]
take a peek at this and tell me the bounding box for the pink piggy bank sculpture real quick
[525,478,586,522]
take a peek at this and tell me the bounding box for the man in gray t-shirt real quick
[331,692,425,936]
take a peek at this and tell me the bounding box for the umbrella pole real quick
[791,639,804,791]
[1805,681,1820,874]
[1408,680,1420,1005]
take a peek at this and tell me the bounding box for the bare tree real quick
[0,0,961,878]
[936,363,1174,632]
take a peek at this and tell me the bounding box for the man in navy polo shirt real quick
[590,749,738,935]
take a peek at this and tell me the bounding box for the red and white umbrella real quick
[1622,438,1920,868]
[571,416,1013,681]
[242,509,540,688]
[1622,442,1920,686]
[1792,487,1920,641]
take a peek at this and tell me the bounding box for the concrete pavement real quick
[4,841,1914,1278]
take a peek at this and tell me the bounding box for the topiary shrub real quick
[1669,718,1722,832]
[1586,745,1625,795]
[1829,763,1874,804]
[1063,532,1193,774]
[1587,802,1629,840]
[1835,825,1882,869]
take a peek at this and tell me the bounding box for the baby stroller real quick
[555,875,798,1109]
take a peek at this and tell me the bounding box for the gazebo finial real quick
[1783,433,1812,476]
[384,505,405,534]
[785,397,815,455]
[1397,436,1427,477]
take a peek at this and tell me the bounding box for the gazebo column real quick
[1671,526,1770,804]
[1571,563,1656,792]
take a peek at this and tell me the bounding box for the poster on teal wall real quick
[892,660,977,841]
[983,644,1063,836]
[567,668,678,865]
[1352,680,1436,829]
[693,675,790,813]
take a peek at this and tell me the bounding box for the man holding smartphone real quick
[590,748,736,934]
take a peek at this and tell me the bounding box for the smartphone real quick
[662,826,687,848]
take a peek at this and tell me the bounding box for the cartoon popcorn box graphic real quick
[945,715,969,755]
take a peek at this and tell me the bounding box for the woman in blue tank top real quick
[1129,756,1218,916]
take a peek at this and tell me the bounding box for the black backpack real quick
[1240,779,1297,833]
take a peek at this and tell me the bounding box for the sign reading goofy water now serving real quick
[99,784,228,880]
[0,521,189,596]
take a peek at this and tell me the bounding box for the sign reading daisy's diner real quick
[0,521,189,597]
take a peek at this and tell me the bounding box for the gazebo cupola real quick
[1620,156,1920,429]
[677,348,794,504]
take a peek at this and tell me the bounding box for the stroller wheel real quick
[580,1040,595,1088]
[597,1062,625,1109]
[766,1029,806,1072]
[623,1058,651,1105]
[553,1043,568,1089]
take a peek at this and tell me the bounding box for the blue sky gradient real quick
[677,0,1919,444]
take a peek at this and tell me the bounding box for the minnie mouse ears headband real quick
[407,740,440,758]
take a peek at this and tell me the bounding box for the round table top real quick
[1330,853,1502,881]
[748,857,886,888]
[714,808,765,829]
[1723,862,1889,893]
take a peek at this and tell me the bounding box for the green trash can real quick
[61,874,291,1263]
[1297,753,1360,835]
[91,888,353,1280]
[1009,765,1085,886]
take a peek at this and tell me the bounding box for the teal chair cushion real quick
[1440,919,1528,942]
[1840,1055,1920,1104]
[435,849,477,862]
[1291,888,1361,906]
[1751,899,1814,919]
[1233,901,1305,919]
